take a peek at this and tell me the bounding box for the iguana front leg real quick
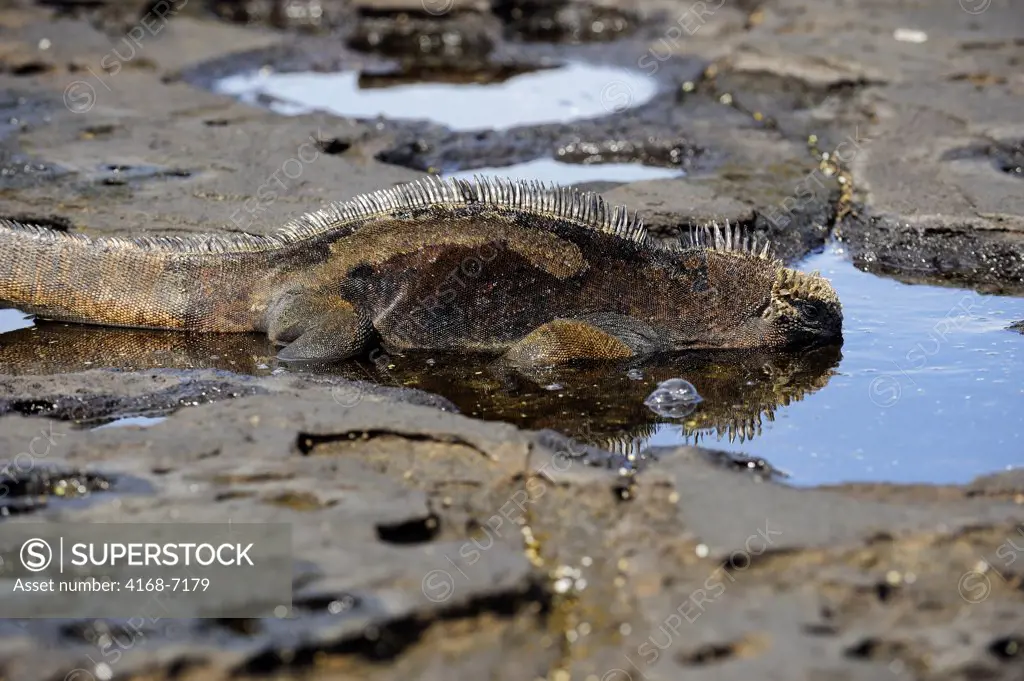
[266,290,373,362]
[502,314,665,367]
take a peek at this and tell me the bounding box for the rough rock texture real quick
[2,0,1024,679]
[2,393,1024,681]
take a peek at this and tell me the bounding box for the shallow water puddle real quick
[2,252,1022,486]
[0,308,33,334]
[92,416,168,430]
[213,62,657,131]
[639,243,1024,486]
[445,158,681,184]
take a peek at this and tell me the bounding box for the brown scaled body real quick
[0,177,843,366]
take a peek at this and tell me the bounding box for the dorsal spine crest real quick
[685,220,776,261]
[0,176,653,255]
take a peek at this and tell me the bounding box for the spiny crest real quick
[773,266,839,304]
[682,220,776,261]
[687,410,768,445]
[596,425,660,457]
[0,176,647,255]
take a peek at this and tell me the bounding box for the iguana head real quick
[682,225,843,349]
[760,265,843,347]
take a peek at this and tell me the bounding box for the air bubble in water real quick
[643,378,703,418]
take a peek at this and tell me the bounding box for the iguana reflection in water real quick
[0,321,841,446]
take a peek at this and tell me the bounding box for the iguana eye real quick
[795,300,819,319]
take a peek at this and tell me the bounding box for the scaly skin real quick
[0,176,843,365]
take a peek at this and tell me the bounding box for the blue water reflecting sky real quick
[645,243,1024,486]
[215,62,658,132]
[0,309,32,335]
[445,158,680,184]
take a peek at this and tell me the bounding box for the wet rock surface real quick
[2,393,1024,680]
[1,0,1024,679]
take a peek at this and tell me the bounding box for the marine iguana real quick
[0,176,842,365]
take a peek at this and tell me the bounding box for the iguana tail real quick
[0,219,269,332]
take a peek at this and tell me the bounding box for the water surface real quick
[0,309,32,335]
[93,416,168,430]
[640,243,1024,486]
[214,62,657,131]
[3,245,1021,487]
[445,158,680,184]
[214,61,681,186]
